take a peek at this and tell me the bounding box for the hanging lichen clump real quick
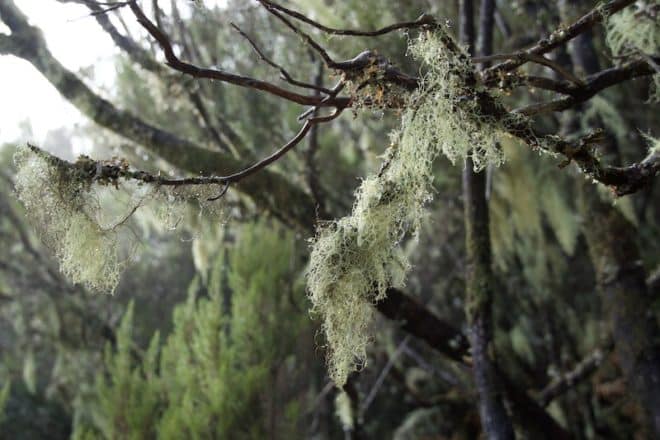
[307,29,516,385]
[605,1,660,101]
[13,144,225,294]
[14,145,123,293]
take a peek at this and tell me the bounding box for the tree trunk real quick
[460,1,514,438]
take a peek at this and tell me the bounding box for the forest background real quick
[0,0,659,438]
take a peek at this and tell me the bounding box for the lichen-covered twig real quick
[481,0,637,84]
[23,105,342,193]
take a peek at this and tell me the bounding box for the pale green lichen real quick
[14,145,121,293]
[645,133,660,154]
[606,2,659,57]
[334,391,355,431]
[606,2,660,101]
[403,30,506,171]
[308,30,512,385]
[13,145,226,293]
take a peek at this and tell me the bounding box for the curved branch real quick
[256,0,437,37]
[229,22,332,94]
[127,0,349,108]
[515,58,658,116]
[482,0,636,84]
[27,106,341,191]
[0,0,318,230]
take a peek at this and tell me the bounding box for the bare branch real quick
[127,0,349,108]
[482,0,636,84]
[475,52,585,86]
[539,343,612,407]
[515,57,659,116]
[230,22,332,94]
[257,0,436,37]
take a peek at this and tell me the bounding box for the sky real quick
[0,0,226,149]
[0,1,117,146]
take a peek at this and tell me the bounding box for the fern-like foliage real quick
[606,2,660,102]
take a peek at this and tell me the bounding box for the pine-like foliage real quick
[72,222,308,439]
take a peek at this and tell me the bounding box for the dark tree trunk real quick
[460,1,514,439]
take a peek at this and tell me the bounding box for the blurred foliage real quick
[0,0,658,439]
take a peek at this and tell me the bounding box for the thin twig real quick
[539,343,612,407]
[474,52,585,86]
[362,336,411,413]
[257,0,437,37]
[482,0,636,84]
[256,0,340,69]
[230,22,332,94]
[128,0,349,108]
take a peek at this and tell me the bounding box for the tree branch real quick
[376,289,570,439]
[229,22,332,94]
[515,58,658,116]
[0,0,318,230]
[26,102,340,192]
[539,344,611,407]
[126,0,349,108]
[256,0,437,37]
[481,0,636,84]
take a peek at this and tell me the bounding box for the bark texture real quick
[460,1,514,438]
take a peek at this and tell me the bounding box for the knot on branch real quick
[556,129,606,169]
[342,50,414,109]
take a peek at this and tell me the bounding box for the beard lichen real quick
[308,30,512,386]
[14,145,122,293]
[13,145,227,294]
[606,2,660,101]
[403,30,506,170]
